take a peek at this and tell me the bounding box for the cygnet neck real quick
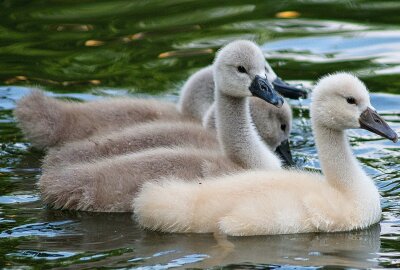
[313,122,373,190]
[215,89,281,170]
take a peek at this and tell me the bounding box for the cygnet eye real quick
[237,66,247,73]
[346,97,357,105]
[280,124,286,131]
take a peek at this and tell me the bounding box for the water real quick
[1,0,400,268]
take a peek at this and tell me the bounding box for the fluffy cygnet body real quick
[133,73,398,236]
[43,121,218,169]
[13,90,186,149]
[39,147,240,212]
[39,40,285,211]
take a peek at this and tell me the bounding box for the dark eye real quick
[346,97,356,105]
[280,124,286,131]
[237,66,247,73]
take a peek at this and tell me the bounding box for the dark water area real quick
[1,0,400,269]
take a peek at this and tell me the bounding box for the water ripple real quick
[0,221,76,238]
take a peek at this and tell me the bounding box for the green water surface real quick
[1,0,400,269]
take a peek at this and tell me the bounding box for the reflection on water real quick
[1,0,400,269]
[135,225,382,269]
[0,210,383,269]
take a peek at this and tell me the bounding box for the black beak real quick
[249,75,284,108]
[275,139,295,167]
[272,77,308,99]
[359,107,398,143]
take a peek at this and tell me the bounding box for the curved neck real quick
[313,123,371,190]
[178,66,215,120]
[312,119,381,226]
[215,90,281,170]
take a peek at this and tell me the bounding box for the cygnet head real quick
[213,40,284,107]
[311,72,398,142]
[250,98,292,149]
[251,98,294,166]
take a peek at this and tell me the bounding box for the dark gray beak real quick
[249,75,284,108]
[275,139,295,167]
[272,77,308,99]
[359,107,398,143]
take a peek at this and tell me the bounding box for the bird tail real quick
[14,89,66,149]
